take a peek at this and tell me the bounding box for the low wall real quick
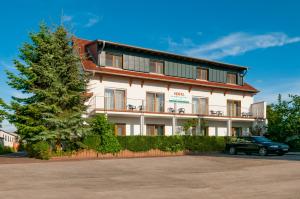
[51,149,185,160]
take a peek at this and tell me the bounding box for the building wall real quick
[87,75,254,115]
[87,75,255,136]
[0,131,17,148]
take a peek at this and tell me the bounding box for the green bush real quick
[82,134,101,151]
[90,115,121,154]
[184,136,227,152]
[157,136,185,152]
[117,136,157,152]
[27,141,50,160]
[117,136,228,153]
[0,145,14,154]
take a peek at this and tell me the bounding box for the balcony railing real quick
[87,96,266,118]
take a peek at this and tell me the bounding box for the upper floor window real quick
[197,68,208,80]
[104,88,126,110]
[149,60,164,74]
[227,100,241,117]
[227,73,237,84]
[192,97,208,115]
[106,52,123,68]
[146,92,164,112]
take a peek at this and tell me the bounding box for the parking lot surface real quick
[0,154,300,199]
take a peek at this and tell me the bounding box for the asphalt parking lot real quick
[0,153,300,199]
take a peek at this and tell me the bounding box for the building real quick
[74,37,266,137]
[0,130,19,148]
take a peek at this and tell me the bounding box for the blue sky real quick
[1,0,300,131]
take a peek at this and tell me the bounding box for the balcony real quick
[87,96,266,119]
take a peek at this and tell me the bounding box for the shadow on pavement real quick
[193,151,300,161]
[0,151,28,158]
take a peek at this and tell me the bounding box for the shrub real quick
[0,145,15,154]
[117,136,228,153]
[117,136,157,152]
[27,141,50,160]
[82,134,101,151]
[183,136,227,152]
[157,136,184,152]
[286,135,300,151]
[91,115,121,154]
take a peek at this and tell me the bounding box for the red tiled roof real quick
[73,37,259,94]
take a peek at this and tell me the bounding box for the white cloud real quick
[84,15,100,28]
[168,32,300,60]
[61,12,101,28]
[61,14,73,23]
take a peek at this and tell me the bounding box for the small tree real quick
[183,118,208,135]
[90,115,121,153]
[267,94,300,141]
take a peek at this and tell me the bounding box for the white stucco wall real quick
[0,131,17,147]
[87,75,255,115]
[86,74,257,136]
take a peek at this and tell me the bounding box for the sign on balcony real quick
[169,92,190,104]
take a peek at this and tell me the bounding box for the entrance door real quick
[146,124,165,136]
[115,124,126,136]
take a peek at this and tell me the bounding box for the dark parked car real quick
[226,136,289,156]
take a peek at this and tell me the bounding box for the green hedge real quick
[0,145,14,154]
[117,136,230,153]
[26,141,50,160]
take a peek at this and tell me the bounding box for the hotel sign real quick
[169,92,190,104]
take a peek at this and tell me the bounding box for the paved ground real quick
[0,154,300,199]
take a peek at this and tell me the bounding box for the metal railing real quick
[87,96,263,118]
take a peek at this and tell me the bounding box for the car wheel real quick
[259,147,267,156]
[229,147,237,155]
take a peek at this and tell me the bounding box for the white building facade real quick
[0,130,18,148]
[74,38,266,137]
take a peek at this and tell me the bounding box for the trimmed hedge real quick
[117,136,230,153]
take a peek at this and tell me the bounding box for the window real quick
[149,60,164,74]
[227,100,241,117]
[197,68,208,80]
[227,73,237,84]
[146,124,164,136]
[115,124,126,136]
[146,92,164,112]
[106,52,123,68]
[192,97,208,114]
[104,89,126,110]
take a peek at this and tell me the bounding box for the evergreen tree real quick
[0,23,88,145]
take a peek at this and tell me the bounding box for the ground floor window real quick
[115,123,126,136]
[146,124,165,136]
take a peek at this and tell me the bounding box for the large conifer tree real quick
[0,24,87,144]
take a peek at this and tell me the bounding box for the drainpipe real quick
[98,41,106,66]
